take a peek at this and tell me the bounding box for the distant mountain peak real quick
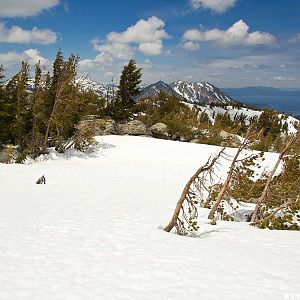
[170,80,235,105]
[136,81,183,100]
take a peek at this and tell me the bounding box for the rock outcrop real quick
[79,116,117,135]
[150,123,169,139]
[118,120,149,136]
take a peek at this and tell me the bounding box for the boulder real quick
[190,139,200,144]
[118,120,148,136]
[78,118,117,135]
[219,130,230,139]
[179,135,194,142]
[231,209,253,222]
[0,145,18,163]
[150,123,169,139]
[219,130,241,147]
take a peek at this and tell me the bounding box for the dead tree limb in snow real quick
[164,148,225,235]
[250,132,299,224]
[207,129,257,219]
[251,199,294,226]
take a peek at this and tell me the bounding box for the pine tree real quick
[31,61,47,156]
[0,65,9,143]
[107,59,142,121]
[11,61,31,149]
[43,53,80,151]
[44,50,64,120]
[117,59,142,106]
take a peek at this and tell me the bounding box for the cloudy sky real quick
[0,0,299,87]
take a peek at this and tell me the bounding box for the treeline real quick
[0,51,85,159]
[0,51,142,161]
[0,50,298,162]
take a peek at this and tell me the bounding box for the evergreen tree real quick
[0,65,10,143]
[31,61,47,156]
[117,59,142,106]
[43,53,80,151]
[107,59,142,121]
[11,61,31,149]
[44,50,64,120]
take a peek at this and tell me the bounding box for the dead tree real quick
[250,132,299,224]
[62,120,97,151]
[208,130,257,219]
[164,148,226,235]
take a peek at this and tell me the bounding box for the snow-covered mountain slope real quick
[75,77,117,99]
[136,80,183,100]
[193,104,298,134]
[19,77,300,132]
[26,77,116,99]
[74,78,235,105]
[1,136,299,300]
[171,80,235,105]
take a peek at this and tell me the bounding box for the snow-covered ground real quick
[0,136,299,300]
[198,105,299,134]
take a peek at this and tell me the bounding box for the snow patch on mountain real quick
[171,80,235,105]
[75,77,117,99]
[136,81,183,100]
[193,105,299,134]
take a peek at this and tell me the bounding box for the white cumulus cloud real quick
[23,48,49,65]
[92,16,170,61]
[138,40,164,56]
[79,52,114,70]
[0,22,57,44]
[92,39,134,60]
[183,20,275,47]
[190,0,237,13]
[182,41,200,51]
[0,0,59,17]
[106,16,169,45]
[0,49,49,67]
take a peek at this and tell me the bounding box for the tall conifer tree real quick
[118,59,142,106]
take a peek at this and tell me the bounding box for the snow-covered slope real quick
[73,78,235,105]
[0,136,299,300]
[75,77,117,99]
[195,105,299,134]
[136,80,183,100]
[171,80,235,105]
[19,77,300,133]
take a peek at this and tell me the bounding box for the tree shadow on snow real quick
[31,142,116,163]
[190,228,230,238]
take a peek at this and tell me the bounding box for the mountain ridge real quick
[76,77,237,106]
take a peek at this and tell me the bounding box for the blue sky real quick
[0,0,299,87]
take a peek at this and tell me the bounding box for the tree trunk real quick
[43,69,68,149]
[250,136,296,224]
[164,149,224,233]
[207,141,246,219]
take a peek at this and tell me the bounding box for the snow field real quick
[0,136,299,300]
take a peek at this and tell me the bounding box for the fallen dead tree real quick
[164,148,226,235]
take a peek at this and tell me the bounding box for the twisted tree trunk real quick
[164,148,224,233]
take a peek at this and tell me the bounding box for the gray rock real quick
[0,145,18,163]
[118,120,148,136]
[231,209,253,222]
[179,135,194,142]
[190,139,200,143]
[219,130,241,147]
[150,123,169,139]
[78,118,117,135]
